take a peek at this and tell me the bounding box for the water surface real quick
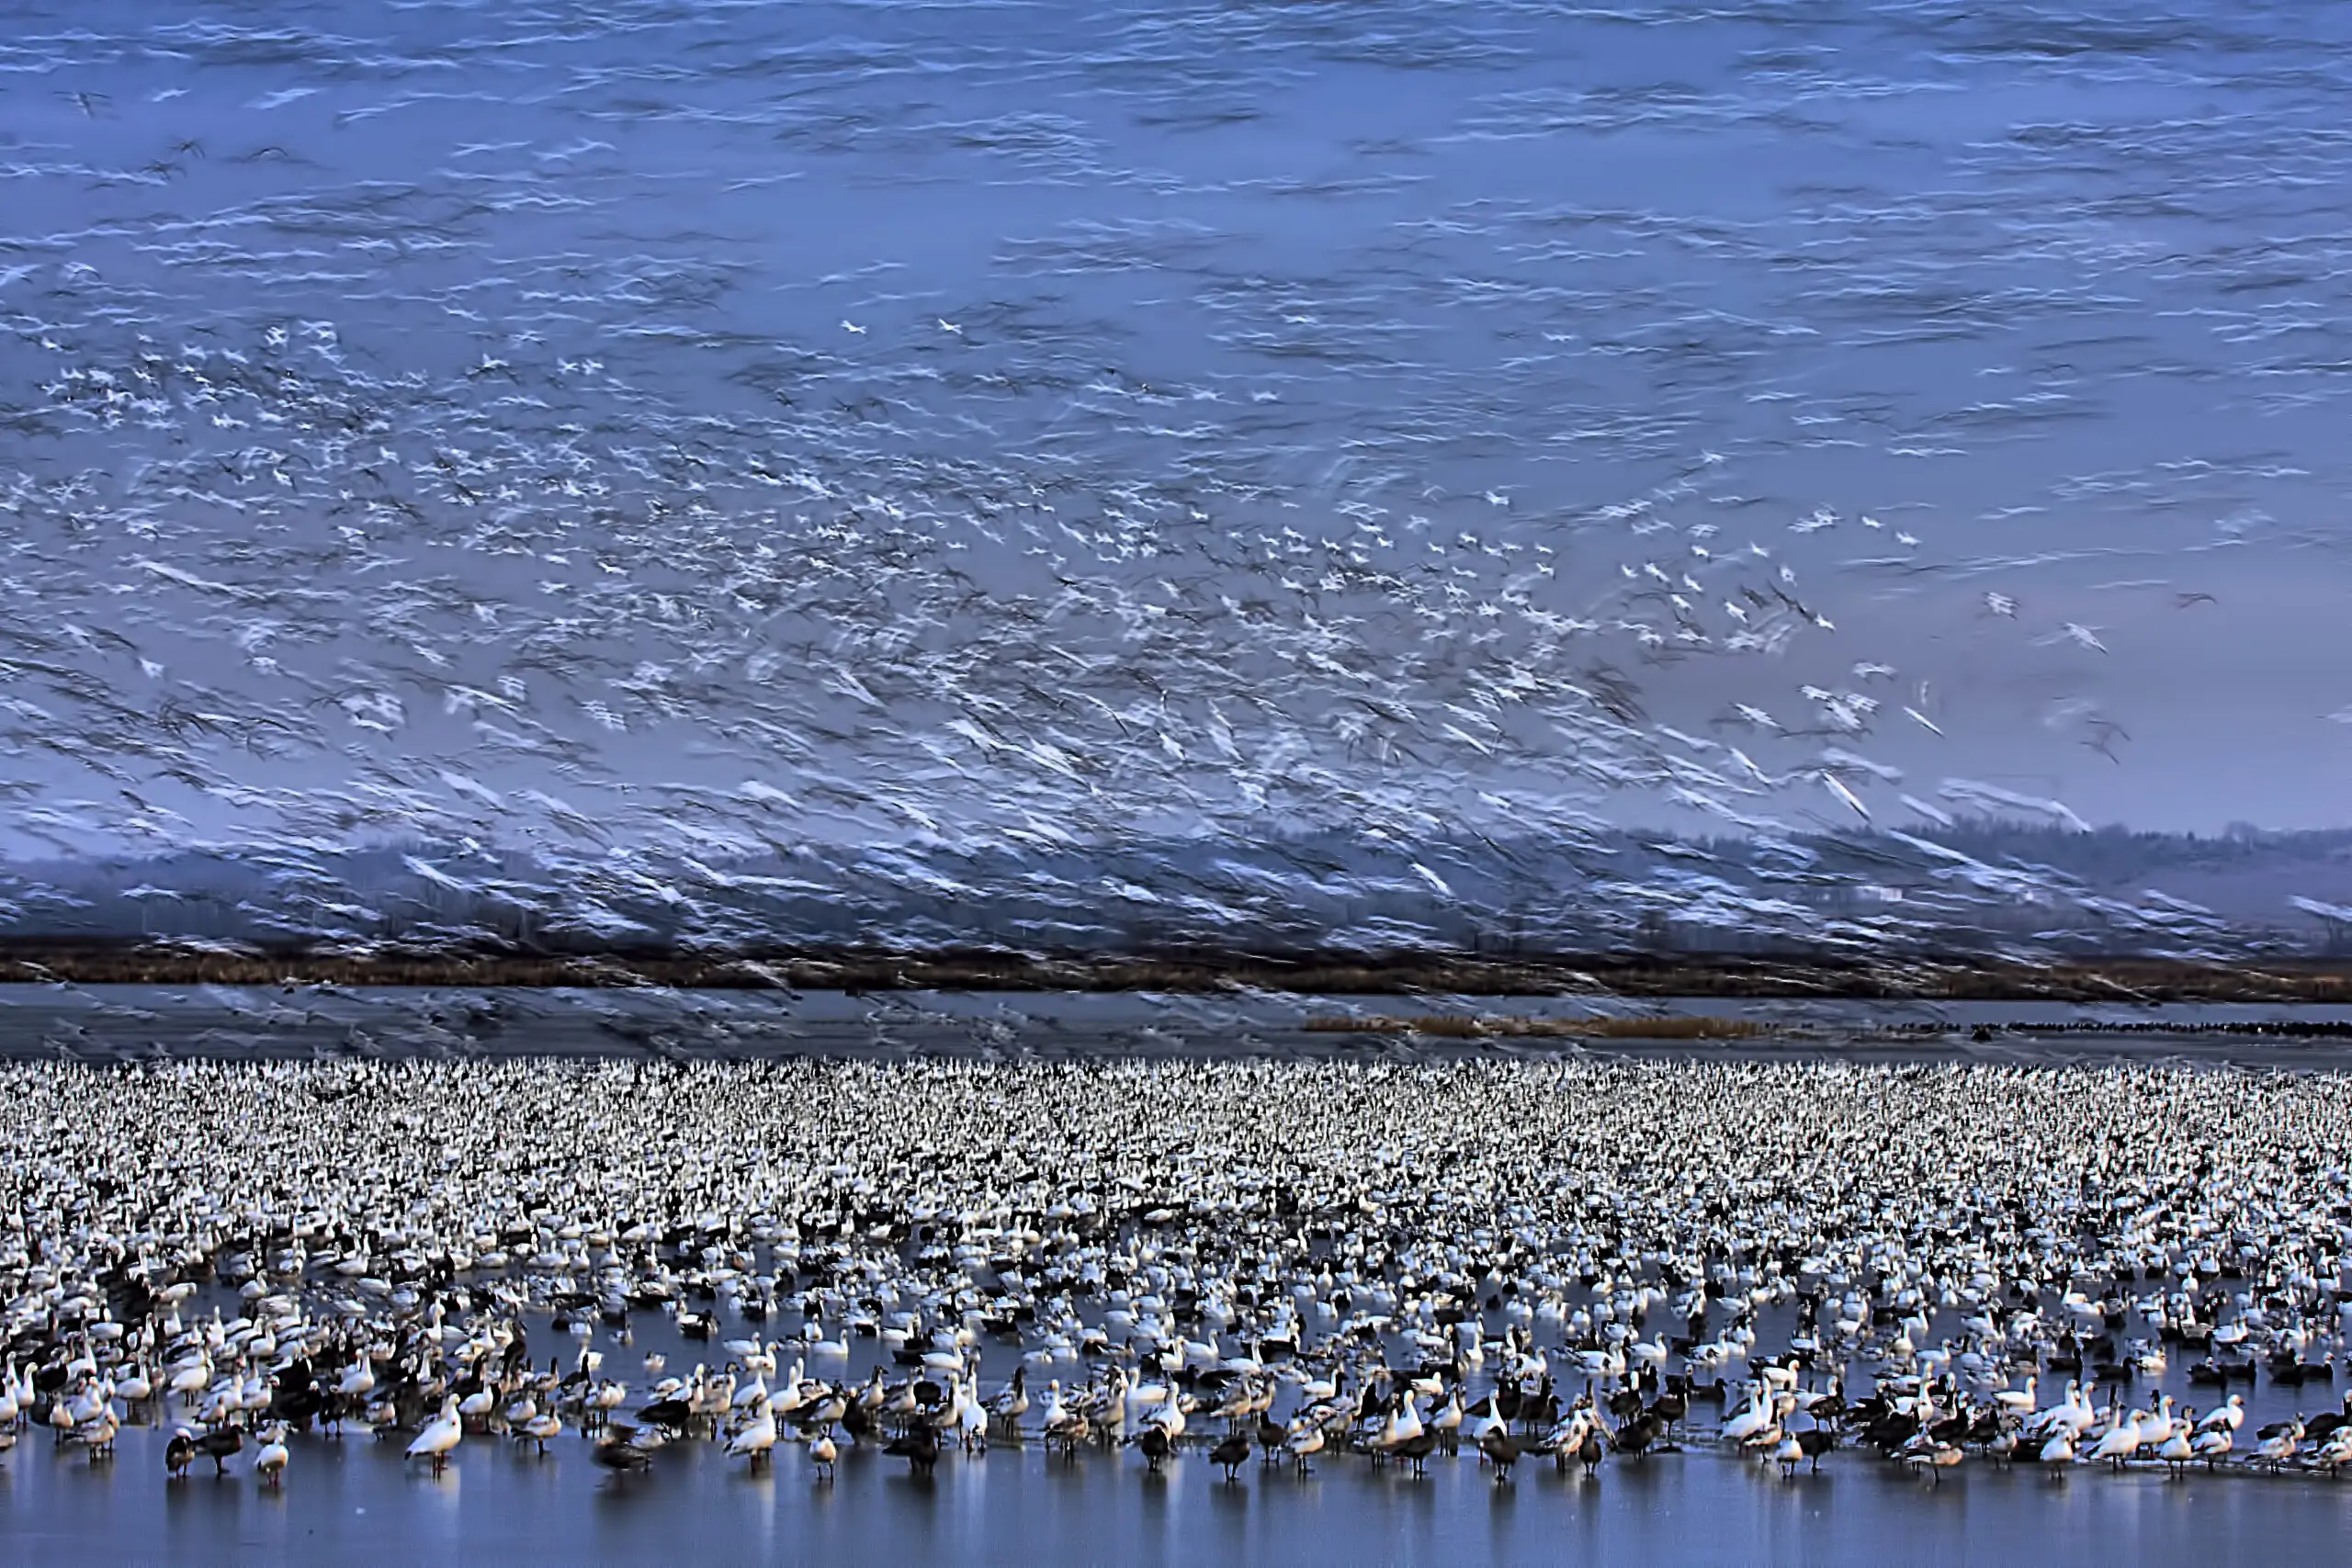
[8,1409,2352,1568]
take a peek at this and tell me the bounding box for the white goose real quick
[726,1395,778,1468]
[407,1395,464,1472]
[2084,1409,2145,1468]
[1143,1387,1187,1440]
[2195,1394,2244,1434]
[1720,1384,1774,1445]
[254,1424,290,1487]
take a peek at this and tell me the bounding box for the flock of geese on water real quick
[8,1055,2352,1504]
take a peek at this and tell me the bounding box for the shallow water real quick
[7,987,2352,1560]
[8,1407,2352,1568]
[11,984,2352,1068]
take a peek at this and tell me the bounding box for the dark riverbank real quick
[6,942,2352,1001]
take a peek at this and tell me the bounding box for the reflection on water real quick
[11,1421,2352,1567]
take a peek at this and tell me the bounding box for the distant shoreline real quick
[5,942,2352,1001]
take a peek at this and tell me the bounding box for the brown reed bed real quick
[3,942,2351,1001]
